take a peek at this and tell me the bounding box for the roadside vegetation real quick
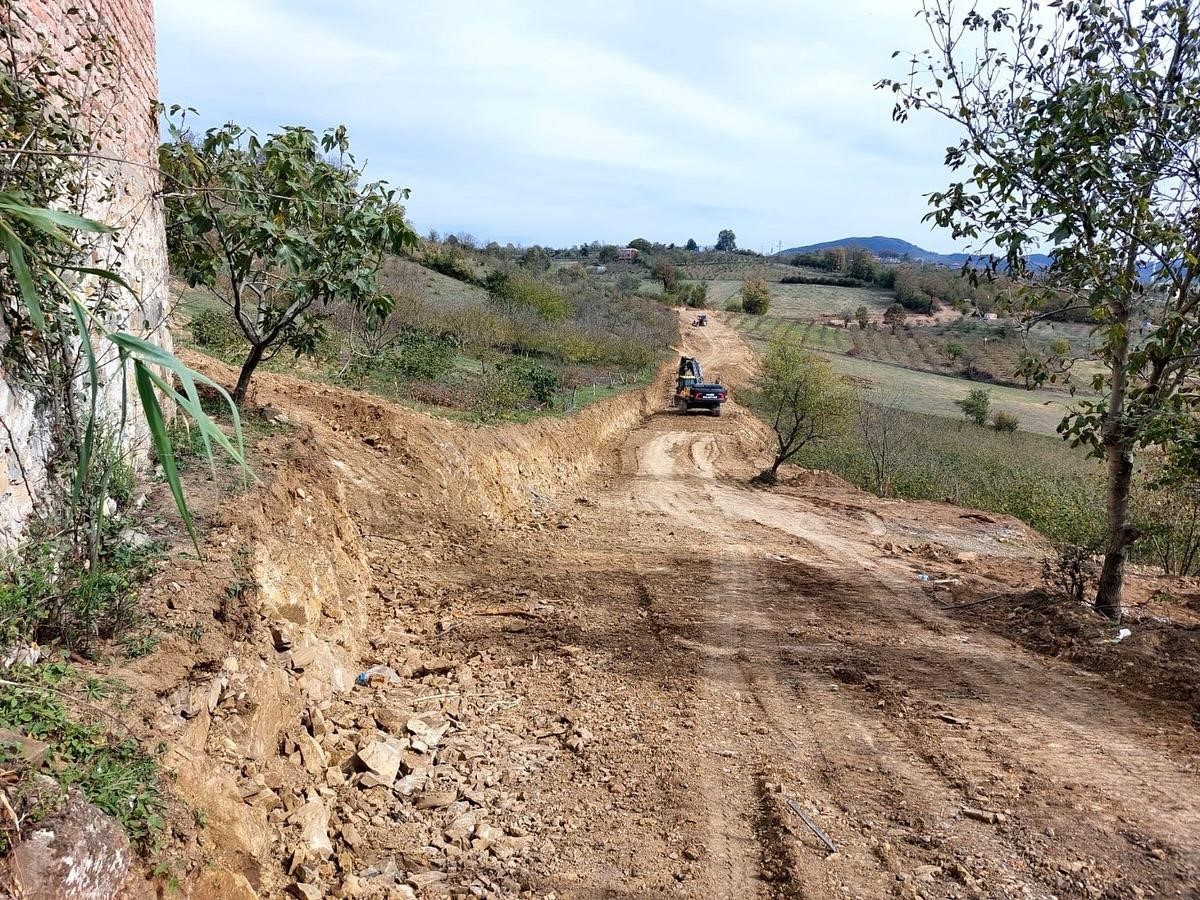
[882,0,1200,618]
[176,238,674,420]
[0,11,246,854]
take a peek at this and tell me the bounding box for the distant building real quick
[617,247,638,260]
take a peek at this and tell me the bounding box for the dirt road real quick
[155,313,1200,899]
[306,312,1193,899]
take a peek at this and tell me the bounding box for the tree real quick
[955,388,991,428]
[598,244,619,263]
[741,277,771,315]
[685,238,699,252]
[715,229,737,252]
[822,247,847,272]
[519,245,551,271]
[651,257,680,294]
[750,332,856,483]
[847,247,877,281]
[882,0,1200,618]
[855,305,870,330]
[837,307,854,327]
[858,391,918,495]
[161,117,417,402]
[943,340,965,363]
[882,302,906,334]
[679,282,709,308]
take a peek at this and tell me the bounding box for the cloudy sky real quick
[155,0,963,252]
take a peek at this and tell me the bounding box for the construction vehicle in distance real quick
[673,356,727,416]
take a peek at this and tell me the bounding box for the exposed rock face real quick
[1,0,171,546]
[1,788,130,900]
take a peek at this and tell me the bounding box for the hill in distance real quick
[780,235,1053,270]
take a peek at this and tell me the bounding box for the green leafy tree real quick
[651,257,680,294]
[943,340,965,363]
[519,245,551,271]
[161,115,417,402]
[685,238,699,252]
[882,302,906,334]
[680,282,709,309]
[749,331,856,483]
[882,0,1200,617]
[955,388,991,428]
[822,247,847,272]
[855,305,870,330]
[741,277,771,315]
[847,247,877,281]
[715,229,737,252]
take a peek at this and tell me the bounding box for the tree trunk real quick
[233,344,265,404]
[1095,440,1135,620]
[1094,303,1135,620]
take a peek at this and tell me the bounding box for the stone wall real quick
[0,0,171,545]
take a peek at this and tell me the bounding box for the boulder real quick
[288,799,334,857]
[354,741,402,788]
[2,788,130,900]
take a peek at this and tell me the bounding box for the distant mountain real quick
[780,235,1053,270]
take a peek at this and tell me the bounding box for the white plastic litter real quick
[1115,627,1132,643]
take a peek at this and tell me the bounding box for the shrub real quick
[678,282,709,308]
[991,410,1020,432]
[955,388,991,426]
[189,308,242,350]
[0,528,161,655]
[741,277,772,315]
[724,298,744,313]
[486,271,570,321]
[780,274,865,288]
[1041,543,1097,604]
[389,330,456,379]
[501,356,560,406]
[424,246,478,283]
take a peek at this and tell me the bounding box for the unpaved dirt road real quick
[347,313,1199,898]
[159,312,1199,899]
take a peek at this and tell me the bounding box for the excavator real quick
[673,356,727,416]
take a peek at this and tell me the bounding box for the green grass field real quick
[791,405,1107,547]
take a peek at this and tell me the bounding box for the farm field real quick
[728,312,1082,435]
[771,281,898,318]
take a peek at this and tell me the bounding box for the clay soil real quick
[116,313,1200,898]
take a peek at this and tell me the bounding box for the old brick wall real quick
[0,0,171,544]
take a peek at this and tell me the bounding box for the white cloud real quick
[155,0,964,251]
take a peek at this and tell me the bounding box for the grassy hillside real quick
[173,251,675,421]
